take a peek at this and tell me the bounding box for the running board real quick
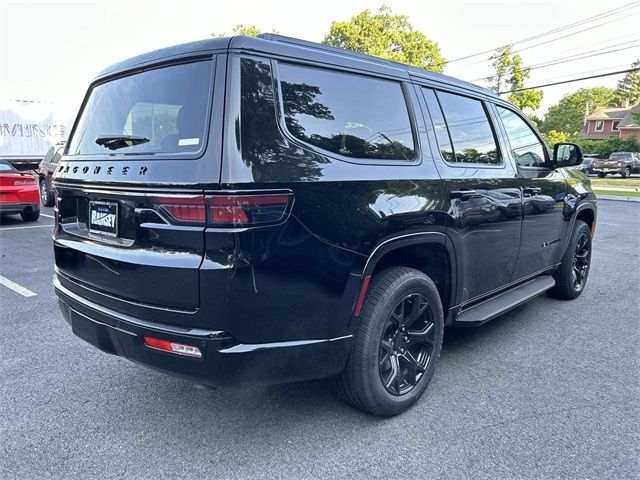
[455,276,555,325]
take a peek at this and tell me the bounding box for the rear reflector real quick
[354,275,372,317]
[143,337,202,358]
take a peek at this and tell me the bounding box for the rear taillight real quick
[152,193,292,227]
[143,337,202,358]
[208,194,292,226]
[154,196,206,223]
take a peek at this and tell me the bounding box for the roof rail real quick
[256,33,405,70]
[256,33,497,98]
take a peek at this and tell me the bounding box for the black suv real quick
[52,35,597,416]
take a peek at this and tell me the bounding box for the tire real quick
[548,220,592,300]
[597,172,606,178]
[21,209,40,222]
[39,178,55,207]
[337,267,444,417]
[621,166,631,178]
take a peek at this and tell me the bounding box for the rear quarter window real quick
[277,63,415,161]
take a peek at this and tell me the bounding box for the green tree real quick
[488,46,543,111]
[323,5,446,72]
[540,87,616,135]
[615,60,640,106]
[212,24,277,38]
[541,130,570,146]
[527,113,543,128]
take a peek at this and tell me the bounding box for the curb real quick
[596,195,640,203]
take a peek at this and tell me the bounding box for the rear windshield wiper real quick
[95,135,150,150]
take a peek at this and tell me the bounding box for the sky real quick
[1,0,639,118]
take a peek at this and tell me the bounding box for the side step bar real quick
[455,276,555,325]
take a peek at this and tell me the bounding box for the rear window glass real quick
[0,163,16,172]
[68,60,213,156]
[278,63,415,161]
[609,153,629,159]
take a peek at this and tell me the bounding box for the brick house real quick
[580,103,640,140]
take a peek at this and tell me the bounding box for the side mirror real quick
[553,143,583,168]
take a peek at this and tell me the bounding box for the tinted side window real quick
[497,106,547,168]
[278,63,415,160]
[240,58,281,166]
[436,92,500,164]
[422,89,455,163]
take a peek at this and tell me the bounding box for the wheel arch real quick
[357,233,457,320]
[576,205,595,234]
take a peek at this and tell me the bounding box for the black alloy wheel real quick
[379,293,435,396]
[571,230,591,292]
[549,220,592,300]
[337,267,444,416]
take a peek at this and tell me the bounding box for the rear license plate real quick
[89,201,118,237]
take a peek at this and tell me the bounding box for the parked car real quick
[38,141,65,207]
[52,35,597,416]
[592,151,640,178]
[0,160,40,221]
[570,154,599,175]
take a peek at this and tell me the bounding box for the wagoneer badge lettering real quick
[56,164,148,176]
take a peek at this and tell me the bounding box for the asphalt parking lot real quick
[1,201,639,479]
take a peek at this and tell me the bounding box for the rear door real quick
[53,55,225,320]
[493,104,570,280]
[419,88,522,303]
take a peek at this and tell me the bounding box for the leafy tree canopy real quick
[614,59,640,106]
[488,46,543,112]
[576,136,640,157]
[323,5,446,73]
[212,24,277,37]
[542,130,570,146]
[540,87,617,135]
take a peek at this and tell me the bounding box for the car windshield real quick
[67,60,213,156]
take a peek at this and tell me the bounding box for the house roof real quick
[619,103,640,128]
[587,106,630,120]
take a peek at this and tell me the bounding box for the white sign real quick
[0,99,73,157]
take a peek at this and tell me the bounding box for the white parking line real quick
[40,213,55,219]
[0,275,37,297]
[0,224,53,231]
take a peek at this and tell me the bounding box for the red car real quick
[0,161,40,222]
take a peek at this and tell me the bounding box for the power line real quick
[526,41,640,69]
[452,8,639,69]
[467,41,640,82]
[444,2,640,64]
[499,67,639,93]
[523,31,639,63]
[526,62,633,84]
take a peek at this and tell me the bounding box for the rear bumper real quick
[0,202,39,215]
[54,277,352,387]
[592,167,622,174]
